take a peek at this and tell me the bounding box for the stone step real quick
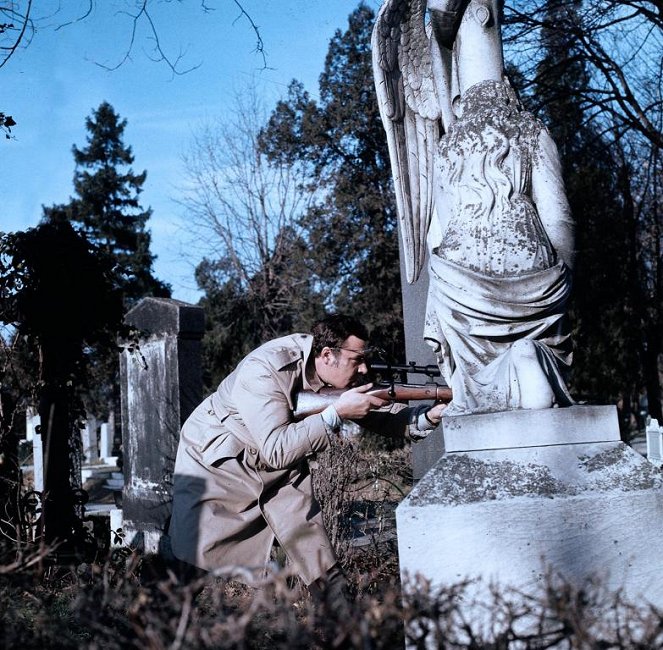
[104,478,124,491]
[82,466,117,481]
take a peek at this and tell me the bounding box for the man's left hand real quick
[426,402,448,425]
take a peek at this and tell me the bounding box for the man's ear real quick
[320,346,334,364]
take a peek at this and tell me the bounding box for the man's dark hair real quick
[311,314,369,356]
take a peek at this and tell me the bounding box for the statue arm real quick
[531,128,576,271]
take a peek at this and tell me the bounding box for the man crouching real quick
[168,314,446,594]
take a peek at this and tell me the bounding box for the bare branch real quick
[232,0,267,69]
[1,1,265,75]
[0,0,33,68]
[504,1,662,149]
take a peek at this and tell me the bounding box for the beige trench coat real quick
[168,333,418,584]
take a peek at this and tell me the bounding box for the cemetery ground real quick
[3,435,663,648]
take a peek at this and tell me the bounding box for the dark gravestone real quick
[398,236,446,481]
[120,297,204,553]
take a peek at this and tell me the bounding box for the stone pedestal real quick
[120,298,204,554]
[397,405,663,627]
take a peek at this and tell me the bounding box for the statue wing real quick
[372,0,441,284]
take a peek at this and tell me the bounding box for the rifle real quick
[293,383,452,420]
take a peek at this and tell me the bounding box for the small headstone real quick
[81,416,98,464]
[31,417,43,493]
[99,422,114,460]
[25,407,39,442]
[646,418,663,466]
[110,508,124,548]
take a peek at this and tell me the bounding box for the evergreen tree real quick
[259,4,404,360]
[44,101,170,306]
[42,102,170,417]
[0,222,125,554]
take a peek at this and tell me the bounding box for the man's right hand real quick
[334,384,389,419]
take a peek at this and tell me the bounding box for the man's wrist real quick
[415,406,440,432]
[321,405,343,434]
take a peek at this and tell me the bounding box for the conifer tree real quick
[44,101,170,306]
[259,5,404,359]
[43,102,170,417]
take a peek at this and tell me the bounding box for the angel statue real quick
[372,0,576,415]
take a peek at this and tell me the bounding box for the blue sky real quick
[2,0,376,303]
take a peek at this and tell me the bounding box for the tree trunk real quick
[38,338,83,557]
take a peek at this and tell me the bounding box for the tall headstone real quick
[398,240,444,480]
[120,297,204,554]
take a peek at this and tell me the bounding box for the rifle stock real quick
[293,383,452,420]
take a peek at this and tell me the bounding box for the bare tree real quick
[504,1,662,149]
[179,84,321,355]
[1,1,264,74]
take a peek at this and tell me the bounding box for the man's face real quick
[318,335,370,389]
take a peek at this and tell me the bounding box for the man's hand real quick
[334,384,389,419]
[425,402,448,425]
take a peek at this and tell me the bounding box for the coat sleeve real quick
[231,357,330,470]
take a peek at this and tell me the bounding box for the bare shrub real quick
[402,572,663,649]
[310,432,363,557]
[3,548,663,649]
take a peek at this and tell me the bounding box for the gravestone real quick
[81,416,98,464]
[646,418,663,466]
[120,297,204,554]
[25,407,38,442]
[398,240,444,481]
[99,422,114,461]
[26,409,44,493]
[370,1,663,638]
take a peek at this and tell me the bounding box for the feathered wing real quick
[372,0,441,284]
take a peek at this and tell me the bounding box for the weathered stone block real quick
[120,297,204,554]
[397,406,663,624]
